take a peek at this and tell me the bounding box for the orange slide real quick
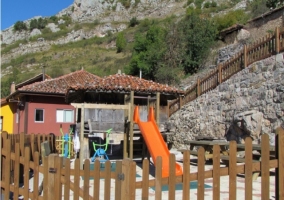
[133,106,183,177]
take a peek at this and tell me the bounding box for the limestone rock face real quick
[167,54,284,149]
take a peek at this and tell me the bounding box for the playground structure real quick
[55,124,76,158]
[134,106,183,177]
[71,91,164,169]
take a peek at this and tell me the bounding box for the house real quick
[0,98,14,133]
[6,70,101,135]
[1,73,52,134]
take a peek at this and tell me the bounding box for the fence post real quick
[120,159,136,200]
[218,64,222,84]
[275,125,284,199]
[197,78,201,97]
[244,45,248,68]
[275,27,280,54]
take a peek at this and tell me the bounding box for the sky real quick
[1,0,74,30]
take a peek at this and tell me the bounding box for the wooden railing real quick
[168,26,284,117]
[1,127,284,199]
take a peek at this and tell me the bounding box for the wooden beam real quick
[155,92,160,126]
[79,104,84,169]
[71,103,129,110]
[129,91,134,159]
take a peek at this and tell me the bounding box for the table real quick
[180,140,230,160]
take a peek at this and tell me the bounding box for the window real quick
[56,109,74,123]
[35,109,44,122]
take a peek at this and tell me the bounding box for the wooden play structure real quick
[71,91,162,169]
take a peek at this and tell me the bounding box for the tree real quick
[29,19,38,30]
[177,12,217,74]
[126,26,167,80]
[116,32,127,53]
[14,21,27,32]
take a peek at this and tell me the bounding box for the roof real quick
[15,73,52,89]
[16,70,101,94]
[67,73,184,95]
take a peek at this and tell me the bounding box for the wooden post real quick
[129,91,134,159]
[124,95,129,159]
[218,64,222,84]
[179,95,183,108]
[275,125,284,199]
[155,92,160,126]
[80,104,85,169]
[275,27,280,54]
[197,78,201,97]
[244,44,248,68]
[120,159,136,200]
[166,101,169,118]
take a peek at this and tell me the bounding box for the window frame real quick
[34,109,44,123]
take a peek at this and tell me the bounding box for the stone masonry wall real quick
[167,53,284,149]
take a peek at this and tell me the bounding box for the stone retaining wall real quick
[167,53,284,149]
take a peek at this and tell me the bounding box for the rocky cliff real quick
[167,53,284,148]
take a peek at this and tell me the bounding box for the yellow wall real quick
[0,103,13,134]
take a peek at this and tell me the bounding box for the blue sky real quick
[1,0,73,30]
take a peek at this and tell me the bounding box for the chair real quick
[91,128,112,164]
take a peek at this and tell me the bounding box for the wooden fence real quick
[168,26,284,116]
[1,126,284,199]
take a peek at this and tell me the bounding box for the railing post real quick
[120,159,136,200]
[166,100,170,118]
[275,124,284,199]
[197,78,201,97]
[179,96,183,109]
[275,27,280,54]
[218,64,222,84]
[244,45,248,68]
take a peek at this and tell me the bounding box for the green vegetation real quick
[213,10,250,31]
[116,32,127,53]
[13,21,27,32]
[29,18,48,30]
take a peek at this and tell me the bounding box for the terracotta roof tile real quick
[18,70,101,94]
[69,74,184,94]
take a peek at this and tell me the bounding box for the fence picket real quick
[33,151,40,199]
[155,157,162,200]
[213,145,220,200]
[64,158,71,200]
[182,151,190,200]
[13,143,20,200]
[43,156,48,200]
[24,147,30,199]
[55,156,63,199]
[141,159,149,200]
[83,159,90,200]
[197,147,205,200]
[245,137,252,200]
[4,138,11,200]
[73,159,80,200]
[115,161,122,200]
[261,134,270,199]
[92,160,101,199]
[229,141,237,200]
[276,126,284,199]
[105,161,112,200]
[168,154,176,200]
